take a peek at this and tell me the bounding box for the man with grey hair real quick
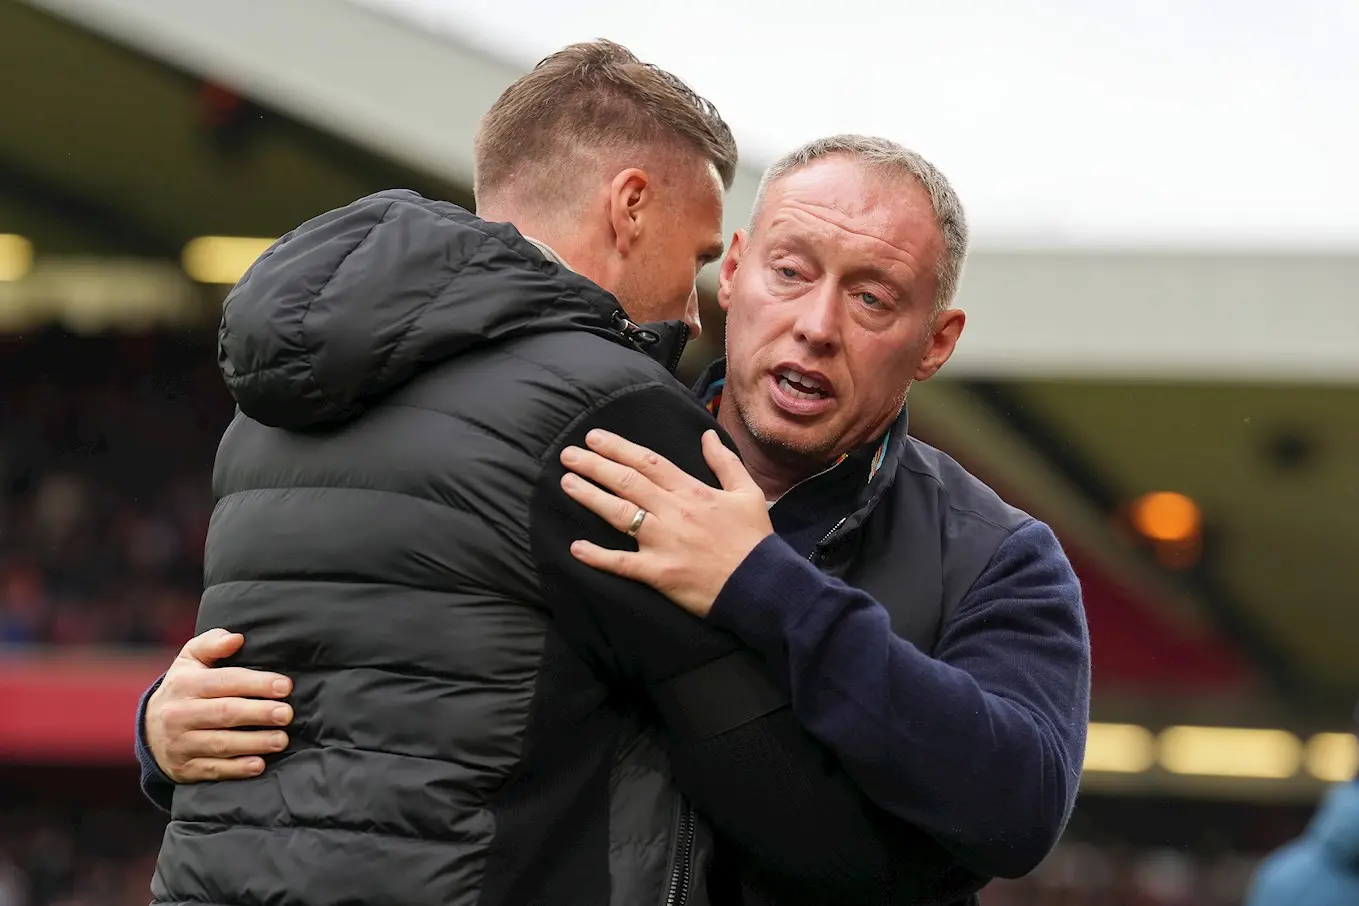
[749,136,970,312]
[561,134,1091,901]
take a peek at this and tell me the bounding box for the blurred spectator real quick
[0,808,162,906]
[1244,778,1359,906]
[0,328,229,650]
[984,841,1263,905]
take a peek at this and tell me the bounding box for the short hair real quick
[752,135,969,311]
[474,40,737,212]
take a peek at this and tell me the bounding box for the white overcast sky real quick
[357,0,1358,247]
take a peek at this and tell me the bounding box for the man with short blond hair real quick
[471,39,734,334]
[474,39,737,210]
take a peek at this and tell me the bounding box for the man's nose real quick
[684,287,703,341]
[793,284,838,348]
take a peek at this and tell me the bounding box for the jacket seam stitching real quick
[215,482,492,514]
[956,517,1038,603]
[383,400,538,462]
[899,460,1016,533]
[167,816,470,847]
[493,345,595,398]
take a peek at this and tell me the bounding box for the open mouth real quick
[774,367,830,401]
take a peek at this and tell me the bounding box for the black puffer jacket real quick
[150,191,920,906]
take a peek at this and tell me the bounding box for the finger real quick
[561,446,664,510]
[582,429,693,492]
[175,728,289,762]
[702,430,760,493]
[179,627,245,666]
[182,666,293,700]
[165,696,293,733]
[569,539,642,579]
[560,473,654,538]
[178,755,269,783]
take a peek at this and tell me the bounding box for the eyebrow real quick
[765,231,813,259]
[848,260,912,287]
[771,231,916,295]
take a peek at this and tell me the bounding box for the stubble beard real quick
[725,366,911,473]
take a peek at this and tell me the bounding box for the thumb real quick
[702,430,758,493]
[180,627,244,667]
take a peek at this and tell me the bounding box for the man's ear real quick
[717,229,748,312]
[915,308,966,381]
[606,168,652,257]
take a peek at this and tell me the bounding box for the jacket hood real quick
[218,190,672,430]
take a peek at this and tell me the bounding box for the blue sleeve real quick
[705,518,1091,880]
[135,674,176,812]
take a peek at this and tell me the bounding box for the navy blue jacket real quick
[696,367,1090,887]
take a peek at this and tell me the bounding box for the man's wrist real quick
[706,534,821,656]
[138,677,163,752]
[136,674,176,809]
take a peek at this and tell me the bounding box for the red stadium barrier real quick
[0,550,1253,766]
[0,652,166,763]
[1072,554,1253,693]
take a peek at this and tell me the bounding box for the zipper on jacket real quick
[663,798,697,906]
[611,310,661,347]
[809,516,849,564]
[663,322,691,374]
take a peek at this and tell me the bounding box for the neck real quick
[478,198,621,304]
[716,405,830,501]
[478,202,575,261]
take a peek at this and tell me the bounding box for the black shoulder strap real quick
[648,651,790,740]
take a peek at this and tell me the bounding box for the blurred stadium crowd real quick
[0,806,160,906]
[0,329,229,650]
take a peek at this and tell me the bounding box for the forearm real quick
[707,525,1090,878]
[136,675,175,811]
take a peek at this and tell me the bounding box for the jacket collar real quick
[692,358,911,526]
[635,319,693,374]
[521,234,691,373]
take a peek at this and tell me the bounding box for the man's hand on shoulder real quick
[146,628,295,782]
[560,428,773,616]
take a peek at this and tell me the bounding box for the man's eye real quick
[777,267,799,279]
[858,292,882,307]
